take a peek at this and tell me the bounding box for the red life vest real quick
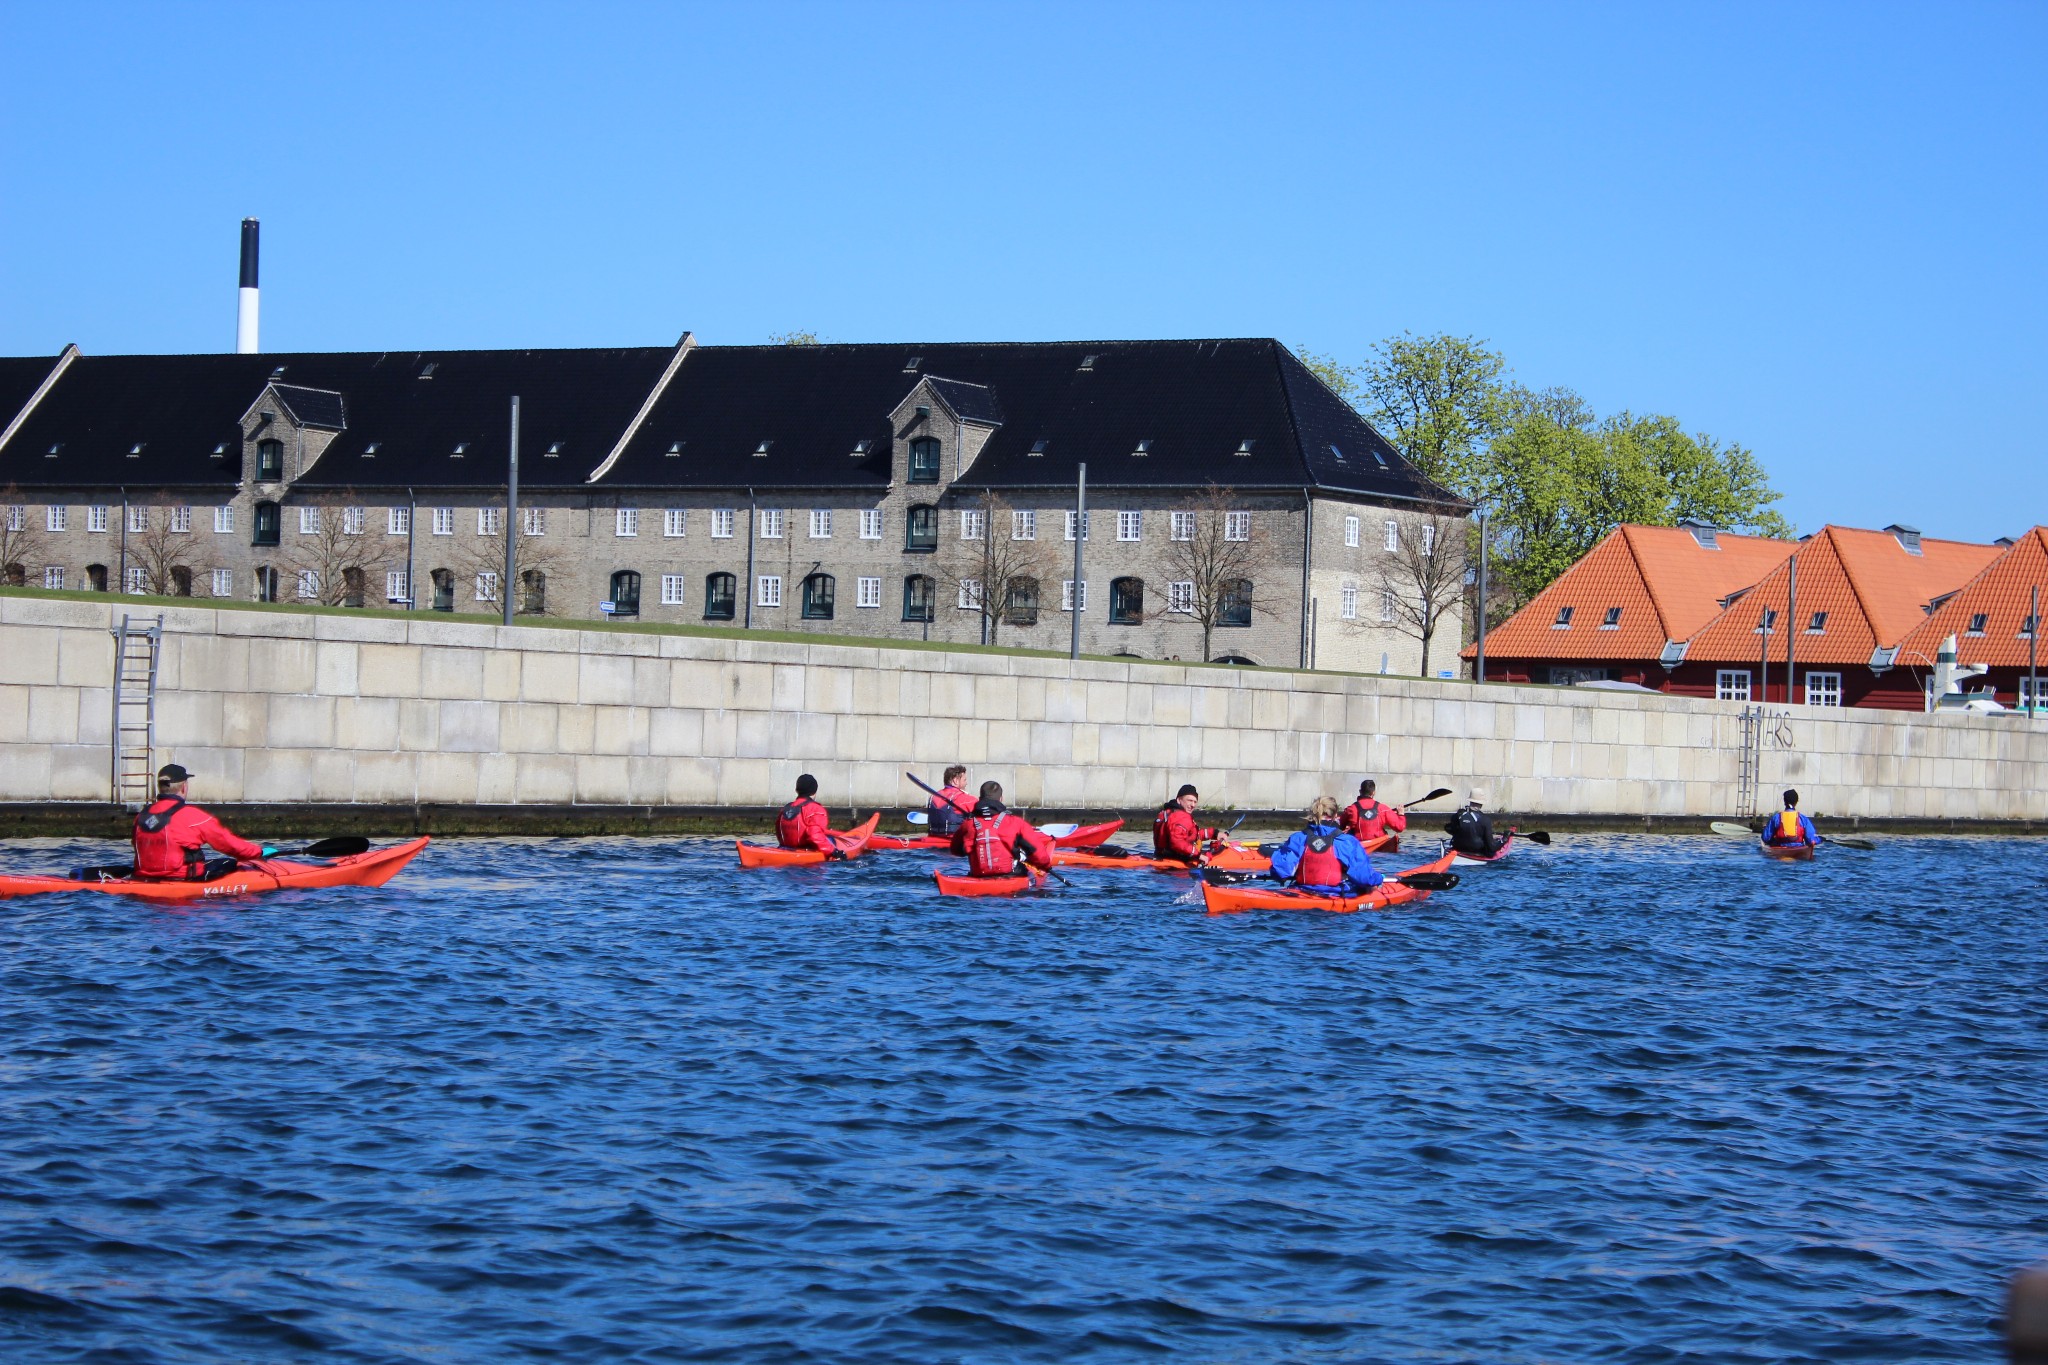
[776,797,829,851]
[133,797,203,879]
[1295,830,1343,887]
[964,812,1023,876]
[1153,805,1202,860]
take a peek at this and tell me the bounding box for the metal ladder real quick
[109,614,163,810]
[1736,704,1762,819]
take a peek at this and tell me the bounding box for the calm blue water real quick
[1,831,2042,1363]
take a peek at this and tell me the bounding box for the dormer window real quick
[1888,523,1922,555]
[1967,612,1988,635]
[754,440,773,457]
[46,443,61,458]
[1552,606,1574,628]
[1682,521,1720,549]
[128,443,144,458]
[908,437,941,483]
[1600,607,1622,629]
[256,438,283,481]
[666,441,685,457]
[364,442,381,457]
[452,443,469,458]
[545,442,563,458]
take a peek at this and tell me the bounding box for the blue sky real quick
[2,2,2041,541]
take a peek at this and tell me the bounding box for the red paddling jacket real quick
[950,801,1053,875]
[132,797,264,879]
[775,796,836,854]
[1339,797,1407,842]
[1152,804,1216,862]
[928,784,975,836]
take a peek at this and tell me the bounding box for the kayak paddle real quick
[1037,823,1081,839]
[906,810,930,824]
[1827,837,1877,851]
[1390,871,1460,891]
[1522,831,1552,846]
[1402,788,1454,808]
[1709,821,1757,838]
[266,837,371,858]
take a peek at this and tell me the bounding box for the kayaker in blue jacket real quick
[1762,789,1822,849]
[1268,797,1384,895]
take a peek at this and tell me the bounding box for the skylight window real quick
[419,363,438,379]
[903,356,921,373]
[128,443,145,457]
[1552,606,1574,628]
[46,443,60,458]
[1757,609,1778,633]
[2022,613,2039,638]
[1079,354,1098,371]
[1029,439,1047,457]
[1329,444,1344,461]
[754,440,773,456]
[545,442,563,458]
[1133,440,1152,457]
[1236,439,1255,456]
[1967,612,1988,635]
[365,442,381,457]
[1806,611,1827,633]
[666,442,685,457]
[1601,607,1622,629]
[270,365,287,377]
[211,443,228,457]
[851,439,872,457]
[1370,447,1388,467]
[452,442,468,457]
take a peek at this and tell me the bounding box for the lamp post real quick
[502,396,519,627]
[1475,508,1489,684]
[1070,462,1086,661]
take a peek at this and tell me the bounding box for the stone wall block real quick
[515,754,578,803]
[267,694,337,749]
[397,699,440,752]
[313,614,409,644]
[649,709,705,757]
[26,687,80,744]
[56,631,112,688]
[357,644,423,698]
[44,747,96,801]
[577,654,636,706]
[662,756,720,805]
[314,641,360,697]
[521,651,580,704]
[438,700,502,753]
[806,666,856,715]
[973,675,1021,720]
[416,752,483,803]
[483,651,523,702]
[333,696,402,751]
[156,691,225,749]
[1083,681,1128,725]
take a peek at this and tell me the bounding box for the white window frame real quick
[2020,676,2046,711]
[664,509,688,538]
[123,566,147,593]
[474,570,498,602]
[477,508,503,537]
[757,574,782,607]
[214,505,235,534]
[1716,669,1752,702]
[1421,525,1435,557]
[856,576,882,608]
[211,568,234,598]
[1344,515,1360,548]
[387,507,409,535]
[1384,520,1400,552]
[48,506,69,533]
[43,566,64,589]
[958,578,983,610]
[615,508,639,537]
[1062,580,1088,612]
[127,506,149,534]
[4,505,21,532]
[1340,582,1358,620]
[711,509,735,539]
[1804,671,1843,707]
[1012,509,1036,541]
[1170,511,1196,542]
[1379,586,1396,624]
[1224,511,1251,543]
[1065,510,1091,541]
[1117,510,1142,542]
[169,506,192,534]
[87,505,108,534]
[959,509,985,541]
[432,507,454,536]
[810,509,833,540]
[760,509,784,540]
[1167,580,1194,614]
[858,509,883,540]
[342,506,365,536]
[299,507,321,535]
[660,574,688,605]
[522,506,546,536]
[385,570,409,603]
[297,569,320,600]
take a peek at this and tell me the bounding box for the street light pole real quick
[1070,462,1086,661]
[502,395,520,627]
[1475,509,1489,683]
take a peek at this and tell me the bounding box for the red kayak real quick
[863,817,1125,853]
[1759,842,1817,861]
[0,837,431,902]
[1199,849,1457,915]
[1450,833,1514,867]
[932,866,1048,898]
[1056,833,1392,874]
[736,814,880,867]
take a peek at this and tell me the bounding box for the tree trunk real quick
[1419,629,1432,678]
[1202,621,1213,664]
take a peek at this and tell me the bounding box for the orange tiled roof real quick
[1895,527,2048,669]
[1683,525,2000,665]
[1469,524,1795,660]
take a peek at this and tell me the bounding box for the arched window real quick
[86,563,108,592]
[908,437,941,484]
[1110,576,1145,625]
[253,501,280,546]
[1,563,23,587]
[904,504,937,552]
[610,570,641,617]
[169,566,193,598]
[342,567,366,609]
[521,569,546,616]
[903,574,935,623]
[1004,575,1039,626]
[1219,578,1252,627]
[256,438,284,481]
[1212,654,1258,666]
[802,572,836,620]
[704,572,736,620]
[431,568,454,612]
[256,566,281,603]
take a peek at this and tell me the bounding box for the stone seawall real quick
[2,594,2044,823]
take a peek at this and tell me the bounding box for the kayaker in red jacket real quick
[1338,779,1407,843]
[1153,784,1218,864]
[950,781,1053,876]
[928,765,975,836]
[776,774,844,858]
[132,764,266,880]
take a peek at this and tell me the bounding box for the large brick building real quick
[0,336,1467,672]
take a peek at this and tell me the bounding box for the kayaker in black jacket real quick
[1445,788,1506,857]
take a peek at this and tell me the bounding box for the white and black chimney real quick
[236,218,260,354]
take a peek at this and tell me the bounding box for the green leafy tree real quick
[1355,333,1511,493]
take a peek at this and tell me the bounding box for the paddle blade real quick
[1038,823,1080,839]
[1524,831,1552,846]
[1393,872,1460,891]
[298,837,371,858]
[1830,837,1877,851]
[1709,822,1757,838]
[1405,788,1454,808]
[905,811,930,824]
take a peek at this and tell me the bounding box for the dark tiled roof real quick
[269,384,347,430]
[923,377,1004,426]
[0,355,64,445]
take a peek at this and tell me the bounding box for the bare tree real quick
[454,507,568,615]
[1371,503,1471,678]
[1158,484,1286,663]
[938,492,1059,646]
[125,505,199,596]
[0,486,50,587]
[281,497,395,607]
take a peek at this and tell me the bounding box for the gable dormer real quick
[238,379,346,488]
[889,376,1003,485]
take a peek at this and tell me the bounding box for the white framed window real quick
[214,505,235,534]
[664,509,688,538]
[1115,510,1141,542]
[1379,587,1396,624]
[87,505,108,533]
[2020,676,2046,711]
[660,574,688,605]
[711,509,735,539]
[387,507,409,535]
[211,568,234,597]
[859,509,883,540]
[385,570,408,603]
[757,574,782,607]
[432,507,454,536]
[810,509,833,539]
[1716,669,1752,702]
[1421,525,1435,556]
[298,507,321,534]
[1062,580,1088,611]
[123,566,147,593]
[615,508,639,537]
[1167,581,1195,614]
[4,505,21,532]
[474,571,498,602]
[960,509,985,541]
[43,566,63,589]
[959,578,983,610]
[1012,509,1036,540]
[1170,511,1196,542]
[1804,671,1842,707]
[522,507,547,536]
[477,508,502,537]
[1344,515,1360,548]
[127,506,149,534]
[1340,582,1358,620]
[1384,520,1400,552]
[169,506,192,534]
[760,509,784,539]
[343,506,365,536]
[47,506,68,533]
[856,576,881,608]
[1065,510,1091,541]
[296,569,320,600]
[1224,511,1251,542]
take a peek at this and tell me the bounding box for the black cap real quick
[158,763,192,783]
[1176,784,1199,799]
[795,773,818,797]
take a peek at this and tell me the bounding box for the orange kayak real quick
[0,837,432,902]
[932,866,1047,897]
[1199,849,1457,915]
[736,813,880,867]
[1055,833,1391,873]
[1759,842,1816,861]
